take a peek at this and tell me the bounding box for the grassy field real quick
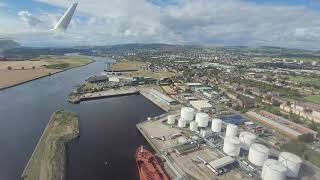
[21,110,79,180]
[112,59,175,79]
[0,56,92,89]
[289,76,320,87]
[44,56,93,69]
[112,59,143,71]
[304,96,320,104]
[305,150,320,167]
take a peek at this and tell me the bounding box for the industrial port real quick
[137,105,320,180]
[63,58,320,180]
[126,82,320,180]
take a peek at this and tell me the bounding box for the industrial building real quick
[149,89,178,105]
[190,100,213,112]
[86,75,109,83]
[209,156,235,171]
[185,83,204,90]
[220,115,246,125]
[137,106,313,180]
[260,110,318,137]
[247,111,317,138]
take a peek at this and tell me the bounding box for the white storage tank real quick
[223,137,241,156]
[195,112,209,127]
[189,121,198,132]
[181,107,195,122]
[167,115,176,125]
[279,152,302,178]
[226,124,238,137]
[239,131,257,150]
[211,118,222,133]
[178,118,187,128]
[248,143,269,166]
[262,159,287,180]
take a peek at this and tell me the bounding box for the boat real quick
[135,146,170,180]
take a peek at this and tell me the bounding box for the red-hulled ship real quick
[135,146,170,180]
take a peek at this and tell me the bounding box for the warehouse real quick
[86,75,109,83]
[209,156,235,170]
[186,83,203,89]
[190,100,213,112]
[149,89,178,105]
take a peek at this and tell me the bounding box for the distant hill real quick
[0,39,20,51]
[208,46,320,58]
[87,43,203,52]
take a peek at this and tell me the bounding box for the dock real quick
[68,88,140,103]
[21,110,80,180]
[136,115,250,180]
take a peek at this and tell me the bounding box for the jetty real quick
[68,88,139,103]
[21,110,80,180]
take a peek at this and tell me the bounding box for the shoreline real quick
[21,110,80,180]
[0,59,95,91]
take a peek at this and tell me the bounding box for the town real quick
[64,44,320,180]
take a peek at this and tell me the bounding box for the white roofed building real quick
[190,100,213,112]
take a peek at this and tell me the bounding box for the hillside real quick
[0,39,20,51]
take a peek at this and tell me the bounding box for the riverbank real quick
[0,56,94,90]
[21,110,80,180]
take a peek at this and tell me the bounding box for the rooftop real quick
[209,156,235,170]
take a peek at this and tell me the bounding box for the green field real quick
[289,76,320,87]
[22,110,79,180]
[304,96,320,104]
[44,56,93,69]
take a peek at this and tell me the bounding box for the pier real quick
[68,88,140,103]
[21,110,80,180]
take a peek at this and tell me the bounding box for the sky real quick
[1,0,320,49]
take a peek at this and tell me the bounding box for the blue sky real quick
[1,0,320,49]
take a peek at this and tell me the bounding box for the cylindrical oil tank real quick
[279,152,302,178]
[181,107,195,121]
[178,118,187,128]
[262,159,287,180]
[223,137,241,156]
[189,121,198,132]
[211,118,222,133]
[239,131,257,150]
[200,129,212,137]
[195,113,209,127]
[226,124,238,137]
[167,115,176,125]
[248,143,269,166]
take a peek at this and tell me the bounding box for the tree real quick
[308,121,318,131]
[7,66,12,70]
[21,66,24,70]
[32,66,35,70]
[298,133,314,143]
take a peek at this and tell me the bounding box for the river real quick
[0,57,164,180]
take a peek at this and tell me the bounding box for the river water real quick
[0,57,164,180]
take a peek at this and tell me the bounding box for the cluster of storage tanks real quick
[167,107,302,180]
[221,123,302,180]
[175,107,212,130]
[168,107,224,137]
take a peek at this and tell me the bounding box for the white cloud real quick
[2,0,320,49]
